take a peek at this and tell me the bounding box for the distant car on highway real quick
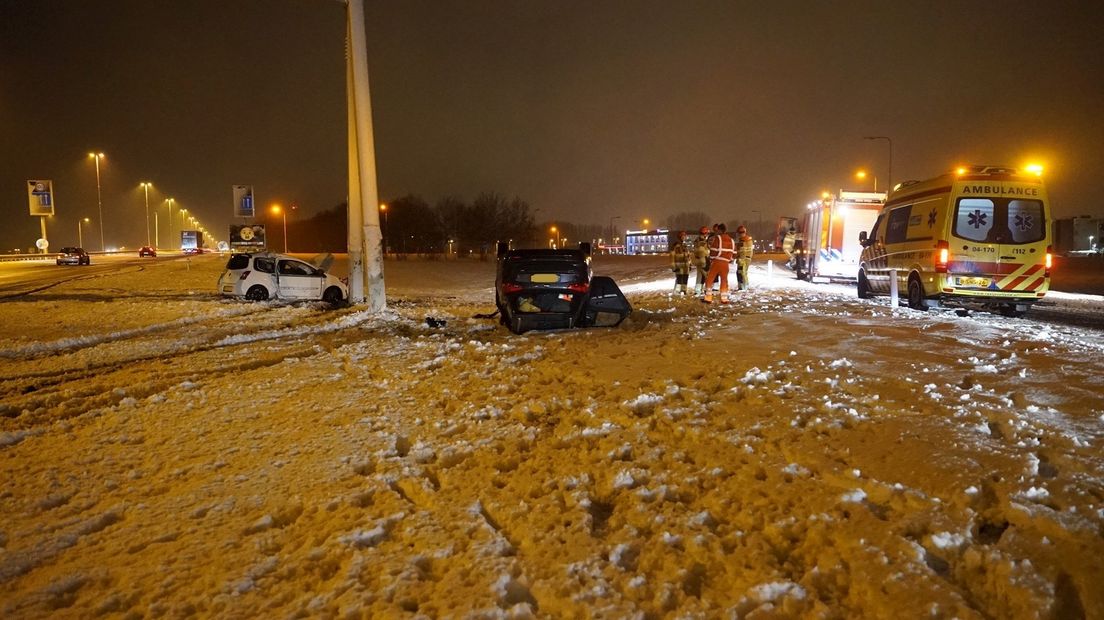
[183,247,204,256]
[218,252,347,304]
[56,247,90,266]
[139,246,157,257]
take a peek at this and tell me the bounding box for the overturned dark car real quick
[494,241,632,334]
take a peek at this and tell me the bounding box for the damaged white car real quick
[218,252,347,305]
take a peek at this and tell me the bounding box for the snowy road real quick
[1,255,1102,618]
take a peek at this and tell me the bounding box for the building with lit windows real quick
[625,229,672,255]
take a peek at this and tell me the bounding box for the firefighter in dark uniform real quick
[670,231,692,295]
[692,226,711,295]
[736,225,754,290]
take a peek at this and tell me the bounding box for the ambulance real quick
[857,165,1052,316]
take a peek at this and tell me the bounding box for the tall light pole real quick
[346,0,385,310]
[88,152,105,252]
[180,208,188,240]
[139,182,153,246]
[165,198,175,248]
[77,217,90,247]
[549,225,557,248]
[863,136,893,190]
[379,203,387,253]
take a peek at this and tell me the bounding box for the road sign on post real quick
[229,224,266,252]
[27,180,55,216]
[233,185,255,218]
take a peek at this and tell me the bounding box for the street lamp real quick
[164,198,175,248]
[272,204,287,252]
[88,152,105,252]
[549,225,558,248]
[139,182,153,246]
[77,217,89,246]
[855,170,877,192]
[863,136,893,190]
[179,208,188,249]
[379,203,388,252]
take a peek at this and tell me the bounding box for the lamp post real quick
[863,136,893,190]
[549,225,558,248]
[88,152,105,252]
[77,217,90,247]
[379,203,387,253]
[180,208,188,249]
[856,170,877,192]
[165,198,175,248]
[272,204,287,252]
[139,182,153,246]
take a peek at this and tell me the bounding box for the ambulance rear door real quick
[949,194,1048,294]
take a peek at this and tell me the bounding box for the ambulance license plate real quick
[956,277,990,287]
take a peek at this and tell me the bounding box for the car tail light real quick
[1045,245,1052,276]
[935,240,950,273]
[238,270,251,280]
[567,283,589,294]
[502,283,524,294]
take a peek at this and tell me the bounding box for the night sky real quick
[2,0,1101,251]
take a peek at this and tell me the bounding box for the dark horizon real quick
[2,0,1101,251]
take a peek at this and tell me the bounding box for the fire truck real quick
[799,190,885,282]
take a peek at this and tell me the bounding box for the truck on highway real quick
[181,230,203,253]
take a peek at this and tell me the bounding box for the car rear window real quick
[226,254,250,270]
[505,259,586,284]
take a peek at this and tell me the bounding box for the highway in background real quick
[0,253,191,298]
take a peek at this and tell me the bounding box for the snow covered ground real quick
[1,254,1102,619]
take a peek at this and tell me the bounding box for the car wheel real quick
[322,286,344,305]
[857,270,871,299]
[245,285,269,301]
[907,275,926,311]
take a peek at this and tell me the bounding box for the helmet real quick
[699,226,710,235]
[737,225,747,234]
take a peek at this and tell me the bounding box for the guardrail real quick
[0,253,54,262]
[0,250,134,263]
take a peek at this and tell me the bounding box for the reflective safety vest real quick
[737,233,754,260]
[709,234,735,263]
